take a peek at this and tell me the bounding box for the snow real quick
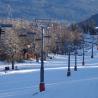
[0,47,98,98]
[0,68,98,98]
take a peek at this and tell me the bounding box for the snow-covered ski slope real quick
[0,66,98,98]
[0,45,98,98]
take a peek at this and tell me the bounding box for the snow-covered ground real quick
[0,47,98,98]
[0,67,98,98]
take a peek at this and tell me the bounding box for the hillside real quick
[0,0,98,23]
[77,13,98,33]
[88,14,98,26]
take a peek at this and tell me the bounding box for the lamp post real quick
[67,51,71,76]
[67,44,71,76]
[73,40,78,71]
[11,51,15,70]
[74,46,77,71]
[39,27,45,92]
[82,42,85,66]
[91,36,94,58]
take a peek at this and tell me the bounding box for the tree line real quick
[1,18,96,62]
